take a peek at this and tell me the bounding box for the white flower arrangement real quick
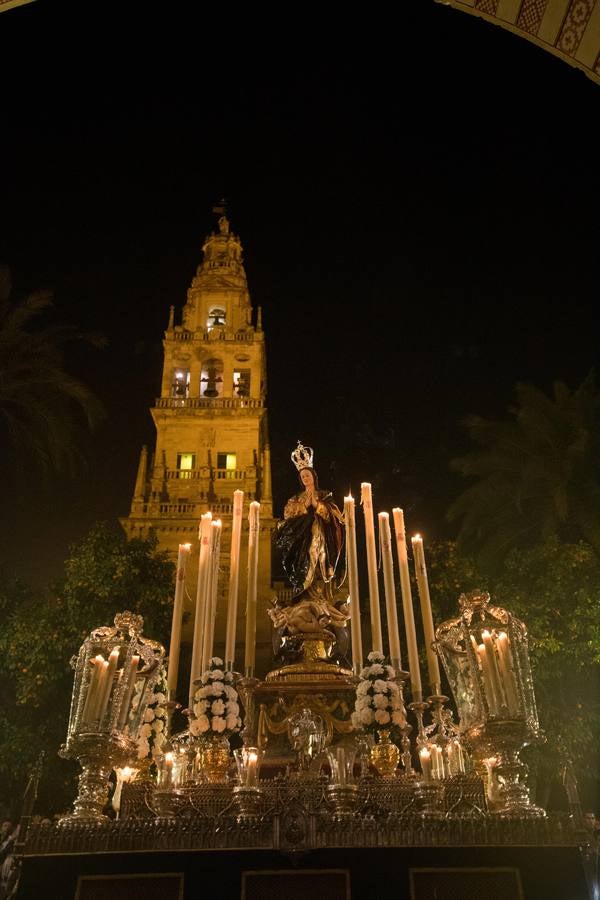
[134,667,168,761]
[189,657,242,739]
[351,651,405,736]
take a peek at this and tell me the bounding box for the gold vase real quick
[370,729,400,778]
[199,736,231,784]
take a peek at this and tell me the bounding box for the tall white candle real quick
[419,747,432,783]
[361,483,383,653]
[246,749,258,787]
[392,509,422,702]
[117,654,140,729]
[166,542,191,701]
[96,648,120,724]
[472,636,499,716]
[244,501,260,676]
[411,534,441,694]
[189,514,212,705]
[201,519,222,672]
[344,494,363,673]
[455,739,465,774]
[432,745,445,780]
[378,512,402,669]
[225,490,244,670]
[81,655,104,724]
[496,631,521,716]
[482,629,505,714]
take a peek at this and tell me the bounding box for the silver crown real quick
[291,441,314,471]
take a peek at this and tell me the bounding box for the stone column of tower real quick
[120,213,275,685]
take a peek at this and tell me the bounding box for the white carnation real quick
[194,686,210,700]
[368,651,385,663]
[143,707,156,723]
[224,671,234,683]
[210,669,224,681]
[210,657,224,667]
[373,680,389,693]
[154,693,167,705]
[211,716,226,733]
[359,707,374,725]
[225,700,239,717]
[209,681,225,695]
[211,698,226,715]
[139,723,152,738]
[154,719,164,732]
[373,693,389,709]
[374,709,391,725]
[189,717,202,736]
[368,664,385,676]
[136,739,149,759]
[356,681,369,696]
[224,684,237,700]
[356,695,371,711]
[225,714,239,731]
[195,714,210,733]
[391,710,406,725]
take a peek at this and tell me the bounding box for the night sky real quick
[1,1,599,586]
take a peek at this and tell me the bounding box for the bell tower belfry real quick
[121,212,274,671]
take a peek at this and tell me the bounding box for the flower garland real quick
[190,657,242,739]
[351,651,405,737]
[135,668,168,761]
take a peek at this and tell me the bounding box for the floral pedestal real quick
[352,651,406,778]
[189,657,242,784]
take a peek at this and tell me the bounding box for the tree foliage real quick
[0,265,105,479]
[448,372,600,572]
[0,524,174,816]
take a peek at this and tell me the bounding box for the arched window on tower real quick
[171,369,190,398]
[200,358,224,398]
[233,368,250,398]
[207,306,226,331]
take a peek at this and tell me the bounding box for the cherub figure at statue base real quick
[267,591,352,681]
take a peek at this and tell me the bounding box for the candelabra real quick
[325,744,359,820]
[59,611,165,823]
[435,590,545,817]
[232,746,264,820]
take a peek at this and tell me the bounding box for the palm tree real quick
[0,265,105,478]
[448,372,600,572]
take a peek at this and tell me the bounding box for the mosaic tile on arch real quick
[517,0,549,34]
[556,0,596,57]
[475,0,501,13]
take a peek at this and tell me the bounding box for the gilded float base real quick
[265,659,353,683]
[266,634,352,682]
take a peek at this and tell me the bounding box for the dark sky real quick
[1,1,599,585]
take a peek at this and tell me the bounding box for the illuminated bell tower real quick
[121,212,274,673]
